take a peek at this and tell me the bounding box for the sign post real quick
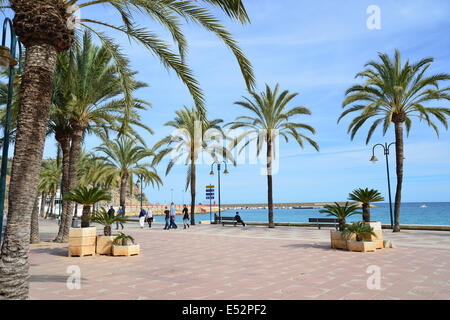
[206,185,214,223]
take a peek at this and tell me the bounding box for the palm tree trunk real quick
[54,136,71,242]
[39,191,47,217]
[393,121,404,232]
[46,192,55,219]
[120,173,128,215]
[267,137,274,228]
[362,203,370,222]
[30,193,40,244]
[80,205,91,228]
[0,42,58,300]
[65,125,84,230]
[190,159,196,226]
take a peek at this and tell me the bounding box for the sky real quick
[34,0,450,204]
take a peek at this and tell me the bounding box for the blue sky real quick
[37,0,450,204]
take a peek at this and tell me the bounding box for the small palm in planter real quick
[348,188,384,223]
[319,202,362,249]
[112,232,140,256]
[342,221,377,252]
[348,188,385,248]
[63,186,112,227]
[89,209,128,255]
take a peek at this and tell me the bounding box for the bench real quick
[221,216,238,226]
[308,218,339,230]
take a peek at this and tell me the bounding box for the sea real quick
[146,202,450,226]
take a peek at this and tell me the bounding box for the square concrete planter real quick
[68,227,97,257]
[330,231,355,249]
[363,222,384,249]
[347,240,376,252]
[112,244,140,257]
[96,235,116,255]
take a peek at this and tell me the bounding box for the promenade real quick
[28,219,450,300]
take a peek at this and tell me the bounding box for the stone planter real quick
[112,244,140,256]
[96,235,116,255]
[330,231,355,249]
[347,240,376,252]
[68,227,97,257]
[363,222,384,249]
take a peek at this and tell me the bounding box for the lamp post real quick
[370,142,395,229]
[0,18,22,243]
[137,175,143,211]
[210,161,229,223]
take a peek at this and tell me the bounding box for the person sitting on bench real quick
[234,211,246,227]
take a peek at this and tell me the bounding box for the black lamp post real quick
[209,160,229,223]
[370,142,395,229]
[136,175,143,211]
[0,18,22,243]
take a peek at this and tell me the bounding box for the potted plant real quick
[342,221,377,252]
[112,232,140,256]
[65,186,112,257]
[319,202,362,249]
[348,188,385,249]
[89,208,127,255]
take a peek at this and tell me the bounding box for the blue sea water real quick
[147,202,450,226]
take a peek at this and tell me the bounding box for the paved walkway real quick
[28,219,450,300]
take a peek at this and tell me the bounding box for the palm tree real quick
[152,106,232,225]
[53,31,151,243]
[0,0,254,299]
[227,84,319,228]
[95,137,162,215]
[348,188,384,223]
[37,159,62,219]
[63,186,112,227]
[339,49,450,232]
[89,208,127,236]
[319,202,362,231]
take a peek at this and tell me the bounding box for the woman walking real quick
[139,207,147,229]
[182,204,190,229]
[147,207,153,228]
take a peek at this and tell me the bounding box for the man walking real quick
[139,207,147,229]
[163,206,170,230]
[169,202,177,229]
[182,204,189,229]
[107,206,115,229]
[147,207,153,228]
[116,206,124,230]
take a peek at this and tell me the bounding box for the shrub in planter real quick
[320,202,362,249]
[89,208,128,255]
[112,232,140,256]
[342,221,377,252]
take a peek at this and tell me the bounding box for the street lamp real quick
[136,175,143,211]
[210,160,229,223]
[370,142,395,229]
[0,18,22,243]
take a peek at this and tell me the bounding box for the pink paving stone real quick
[26,218,450,300]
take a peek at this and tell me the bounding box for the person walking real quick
[182,204,190,229]
[169,202,177,229]
[234,211,246,227]
[107,206,115,229]
[139,207,147,229]
[116,206,124,230]
[163,206,170,230]
[146,207,153,228]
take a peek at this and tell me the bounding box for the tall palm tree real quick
[95,137,162,215]
[37,159,62,219]
[63,186,112,227]
[227,84,319,228]
[53,31,151,243]
[338,49,450,232]
[152,106,232,225]
[348,188,384,223]
[0,0,254,299]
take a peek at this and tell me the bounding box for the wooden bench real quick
[308,218,339,230]
[221,216,238,226]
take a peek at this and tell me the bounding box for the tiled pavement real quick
[28,219,450,300]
